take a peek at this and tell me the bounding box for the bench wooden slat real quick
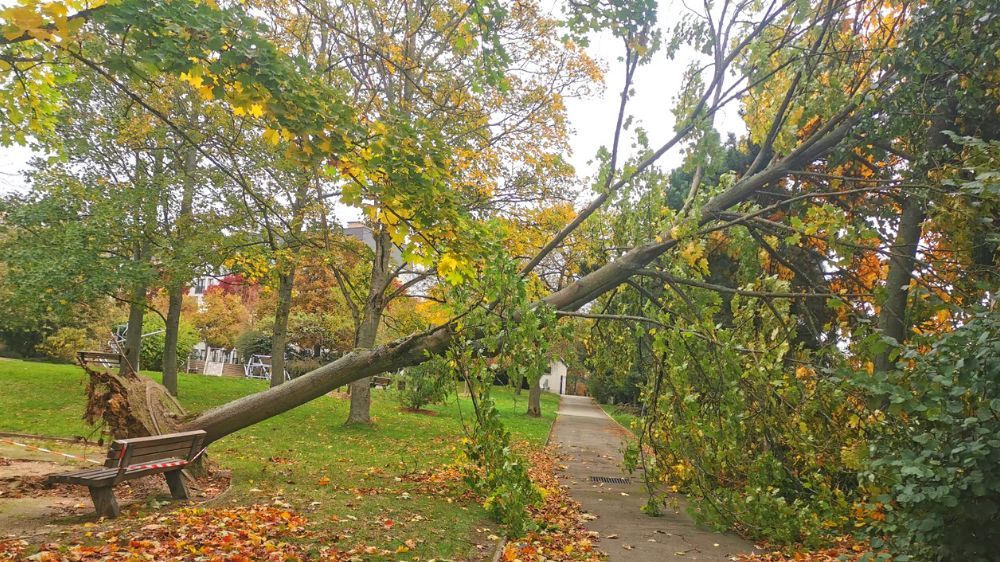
[48,430,207,518]
[103,433,203,466]
[128,441,200,456]
[115,431,205,448]
[50,467,113,482]
[126,446,199,465]
[49,468,117,485]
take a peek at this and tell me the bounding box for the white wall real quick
[539,361,567,394]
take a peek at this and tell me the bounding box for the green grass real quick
[0,358,560,557]
[599,402,641,435]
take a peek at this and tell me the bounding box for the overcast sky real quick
[560,0,747,182]
[0,0,748,213]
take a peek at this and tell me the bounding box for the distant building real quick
[344,221,403,264]
[344,221,378,252]
[539,361,568,394]
[187,274,217,305]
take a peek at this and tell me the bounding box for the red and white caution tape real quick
[126,459,189,471]
[0,438,103,465]
[124,447,207,472]
[2,437,209,471]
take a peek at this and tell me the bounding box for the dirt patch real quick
[0,458,89,498]
[0,452,231,540]
[400,408,439,416]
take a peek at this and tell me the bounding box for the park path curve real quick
[549,395,758,561]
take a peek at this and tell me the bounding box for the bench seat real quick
[49,459,187,487]
[48,430,206,518]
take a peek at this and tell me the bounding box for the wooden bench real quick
[77,350,126,372]
[371,375,392,389]
[48,430,206,518]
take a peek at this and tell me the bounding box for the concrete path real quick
[549,395,758,561]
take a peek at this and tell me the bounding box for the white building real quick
[539,360,567,394]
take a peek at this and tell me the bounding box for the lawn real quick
[0,358,561,558]
[598,403,640,435]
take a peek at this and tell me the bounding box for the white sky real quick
[0,0,749,211]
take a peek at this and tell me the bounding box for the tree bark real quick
[122,281,146,375]
[161,284,184,395]
[347,228,393,425]
[873,96,953,373]
[345,309,380,424]
[270,269,295,387]
[178,113,858,445]
[161,146,197,396]
[122,151,155,376]
[526,377,542,417]
[873,196,925,372]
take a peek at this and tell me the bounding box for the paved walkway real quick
[549,395,757,561]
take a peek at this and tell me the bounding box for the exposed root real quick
[80,359,185,439]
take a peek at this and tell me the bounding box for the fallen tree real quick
[177,111,861,444]
[7,0,886,445]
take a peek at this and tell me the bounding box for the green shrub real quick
[286,357,321,378]
[36,327,96,362]
[140,316,198,371]
[396,359,450,410]
[858,311,1000,561]
[235,328,271,362]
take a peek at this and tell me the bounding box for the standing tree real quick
[247,0,598,424]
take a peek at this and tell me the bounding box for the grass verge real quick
[597,403,640,436]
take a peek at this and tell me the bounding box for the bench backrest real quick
[104,430,206,469]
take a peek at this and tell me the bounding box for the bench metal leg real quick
[165,470,189,500]
[88,486,120,518]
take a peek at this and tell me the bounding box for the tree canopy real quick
[2,0,998,556]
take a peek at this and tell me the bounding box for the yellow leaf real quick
[42,3,68,18]
[197,84,214,100]
[263,128,281,145]
[248,103,264,118]
[437,253,467,285]
[179,69,204,89]
[4,7,43,32]
[679,241,704,269]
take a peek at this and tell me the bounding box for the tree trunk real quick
[874,196,925,372]
[161,284,184,395]
[161,145,197,396]
[346,228,393,425]
[270,269,295,387]
[345,307,381,424]
[174,120,856,444]
[122,281,146,375]
[873,99,951,373]
[527,378,542,417]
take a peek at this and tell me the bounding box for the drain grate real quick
[590,475,630,485]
